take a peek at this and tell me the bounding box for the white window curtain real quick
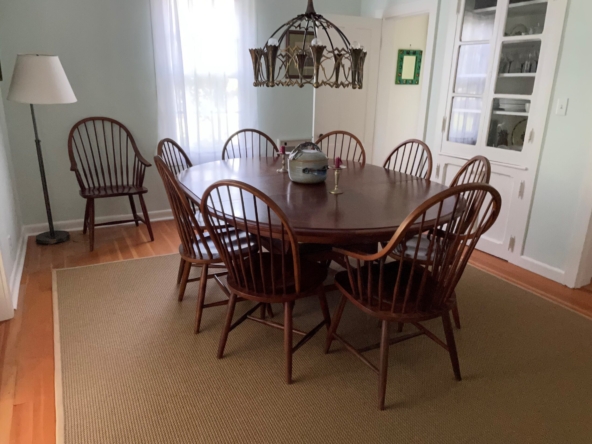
[150,0,259,163]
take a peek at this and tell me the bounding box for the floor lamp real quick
[7,54,77,245]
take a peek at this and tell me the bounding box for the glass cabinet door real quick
[486,0,547,152]
[444,0,550,159]
[447,0,497,146]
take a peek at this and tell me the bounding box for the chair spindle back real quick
[450,155,491,187]
[68,117,149,191]
[383,139,433,179]
[222,129,278,160]
[155,156,213,261]
[157,138,193,176]
[201,180,302,297]
[341,183,501,316]
[315,131,366,165]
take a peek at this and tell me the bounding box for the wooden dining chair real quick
[157,138,203,286]
[315,131,366,165]
[383,139,433,179]
[222,129,279,160]
[398,155,492,329]
[200,180,332,384]
[326,183,501,410]
[157,138,193,175]
[155,156,257,334]
[68,117,154,251]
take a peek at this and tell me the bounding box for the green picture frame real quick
[395,49,423,85]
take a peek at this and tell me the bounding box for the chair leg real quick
[317,289,331,330]
[82,200,90,235]
[88,199,95,252]
[138,194,154,242]
[177,258,185,285]
[284,301,294,385]
[260,304,267,320]
[128,195,139,227]
[325,294,347,354]
[442,311,462,381]
[178,261,191,302]
[266,304,274,318]
[217,293,237,359]
[397,322,404,333]
[194,265,209,334]
[452,301,461,329]
[378,320,390,411]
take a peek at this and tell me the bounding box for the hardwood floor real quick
[0,220,591,443]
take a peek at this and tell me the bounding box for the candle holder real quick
[277,152,288,173]
[329,165,345,195]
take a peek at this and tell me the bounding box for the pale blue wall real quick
[0,0,361,225]
[362,0,592,274]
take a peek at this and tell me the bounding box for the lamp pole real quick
[30,104,69,245]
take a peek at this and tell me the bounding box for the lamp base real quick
[36,231,70,246]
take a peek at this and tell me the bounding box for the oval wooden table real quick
[178,157,453,245]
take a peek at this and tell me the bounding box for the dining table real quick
[177,156,454,245]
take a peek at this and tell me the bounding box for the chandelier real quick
[249,0,367,89]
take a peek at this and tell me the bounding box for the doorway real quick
[373,12,430,165]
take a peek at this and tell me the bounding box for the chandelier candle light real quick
[250,0,367,89]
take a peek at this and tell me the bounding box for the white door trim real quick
[383,0,438,141]
[0,251,14,321]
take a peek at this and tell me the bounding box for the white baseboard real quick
[512,256,566,286]
[22,209,173,237]
[10,230,27,309]
[15,209,174,310]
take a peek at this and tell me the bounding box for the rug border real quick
[52,254,179,444]
[53,268,64,444]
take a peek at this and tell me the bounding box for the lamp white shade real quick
[7,54,77,105]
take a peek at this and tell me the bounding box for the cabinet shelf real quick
[492,110,529,116]
[475,0,547,14]
[498,73,536,78]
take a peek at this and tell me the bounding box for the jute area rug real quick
[53,255,592,443]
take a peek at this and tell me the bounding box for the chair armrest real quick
[136,153,152,167]
[333,247,378,262]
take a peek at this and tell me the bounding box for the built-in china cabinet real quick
[434,0,567,277]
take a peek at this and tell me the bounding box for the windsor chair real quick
[383,139,433,179]
[155,156,259,334]
[68,117,154,251]
[200,180,332,384]
[315,131,366,165]
[222,129,278,160]
[397,155,492,328]
[326,183,501,410]
[157,138,202,285]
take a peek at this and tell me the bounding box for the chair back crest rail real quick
[337,183,501,318]
[315,131,366,165]
[157,138,193,175]
[68,117,150,191]
[383,139,433,179]
[155,156,214,262]
[201,180,302,298]
[222,129,278,160]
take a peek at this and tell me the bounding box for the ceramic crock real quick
[288,142,329,184]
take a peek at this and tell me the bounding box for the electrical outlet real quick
[556,98,569,116]
[7,235,13,251]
